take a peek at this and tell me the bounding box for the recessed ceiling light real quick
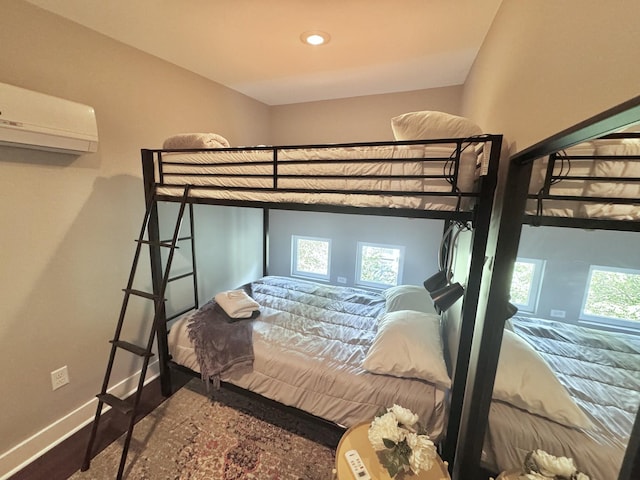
[301,31,330,46]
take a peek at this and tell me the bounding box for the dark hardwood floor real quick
[8,371,191,480]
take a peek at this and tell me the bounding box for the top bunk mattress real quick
[526,134,640,222]
[146,136,503,215]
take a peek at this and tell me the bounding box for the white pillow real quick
[363,310,451,389]
[493,330,592,429]
[163,132,230,149]
[391,111,483,141]
[383,285,438,315]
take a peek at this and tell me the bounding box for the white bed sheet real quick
[167,276,448,441]
[526,143,596,218]
[527,138,640,220]
[582,139,640,219]
[157,143,486,212]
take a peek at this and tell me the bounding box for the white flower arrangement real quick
[367,405,437,478]
[521,449,590,480]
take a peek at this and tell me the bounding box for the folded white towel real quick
[163,133,230,150]
[214,290,260,319]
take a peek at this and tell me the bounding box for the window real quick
[356,242,404,288]
[581,265,640,327]
[291,235,331,281]
[509,257,545,313]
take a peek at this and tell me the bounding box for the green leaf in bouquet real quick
[397,439,411,460]
[523,450,537,474]
[383,438,397,449]
[381,449,403,478]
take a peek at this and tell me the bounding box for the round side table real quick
[335,422,450,480]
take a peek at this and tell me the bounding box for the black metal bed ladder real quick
[81,185,193,479]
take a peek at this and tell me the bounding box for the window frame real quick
[291,235,331,281]
[580,264,640,330]
[355,241,405,289]
[509,257,545,313]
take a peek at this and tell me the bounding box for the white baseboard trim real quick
[0,362,160,480]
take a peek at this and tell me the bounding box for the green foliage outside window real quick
[584,268,640,322]
[296,238,329,275]
[360,245,400,286]
[510,261,535,306]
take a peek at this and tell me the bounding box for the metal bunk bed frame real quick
[139,136,504,470]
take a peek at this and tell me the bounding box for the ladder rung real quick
[168,272,194,283]
[137,239,176,248]
[124,288,163,300]
[162,236,192,243]
[97,393,133,415]
[110,340,154,358]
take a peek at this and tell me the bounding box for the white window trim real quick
[579,264,640,329]
[511,257,545,313]
[355,241,405,289]
[291,235,331,281]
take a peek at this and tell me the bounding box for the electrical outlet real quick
[337,276,347,284]
[550,309,566,318]
[51,366,70,390]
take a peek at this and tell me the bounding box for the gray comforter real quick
[512,316,640,442]
[484,316,640,479]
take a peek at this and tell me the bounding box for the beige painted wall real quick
[271,86,463,144]
[463,0,640,154]
[0,1,269,472]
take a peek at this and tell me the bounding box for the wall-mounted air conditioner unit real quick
[0,82,98,155]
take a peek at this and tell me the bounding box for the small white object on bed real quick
[214,289,259,319]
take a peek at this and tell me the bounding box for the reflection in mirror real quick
[482,125,640,479]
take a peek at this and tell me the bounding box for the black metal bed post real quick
[441,135,501,469]
[263,208,269,276]
[189,202,199,310]
[141,149,172,397]
[620,408,640,480]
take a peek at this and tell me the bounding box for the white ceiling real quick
[26,0,503,106]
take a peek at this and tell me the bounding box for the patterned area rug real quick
[70,379,341,479]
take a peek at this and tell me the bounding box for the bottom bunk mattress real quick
[167,276,448,442]
[483,316,640,479]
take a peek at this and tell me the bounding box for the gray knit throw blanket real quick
[187,299,255,390]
